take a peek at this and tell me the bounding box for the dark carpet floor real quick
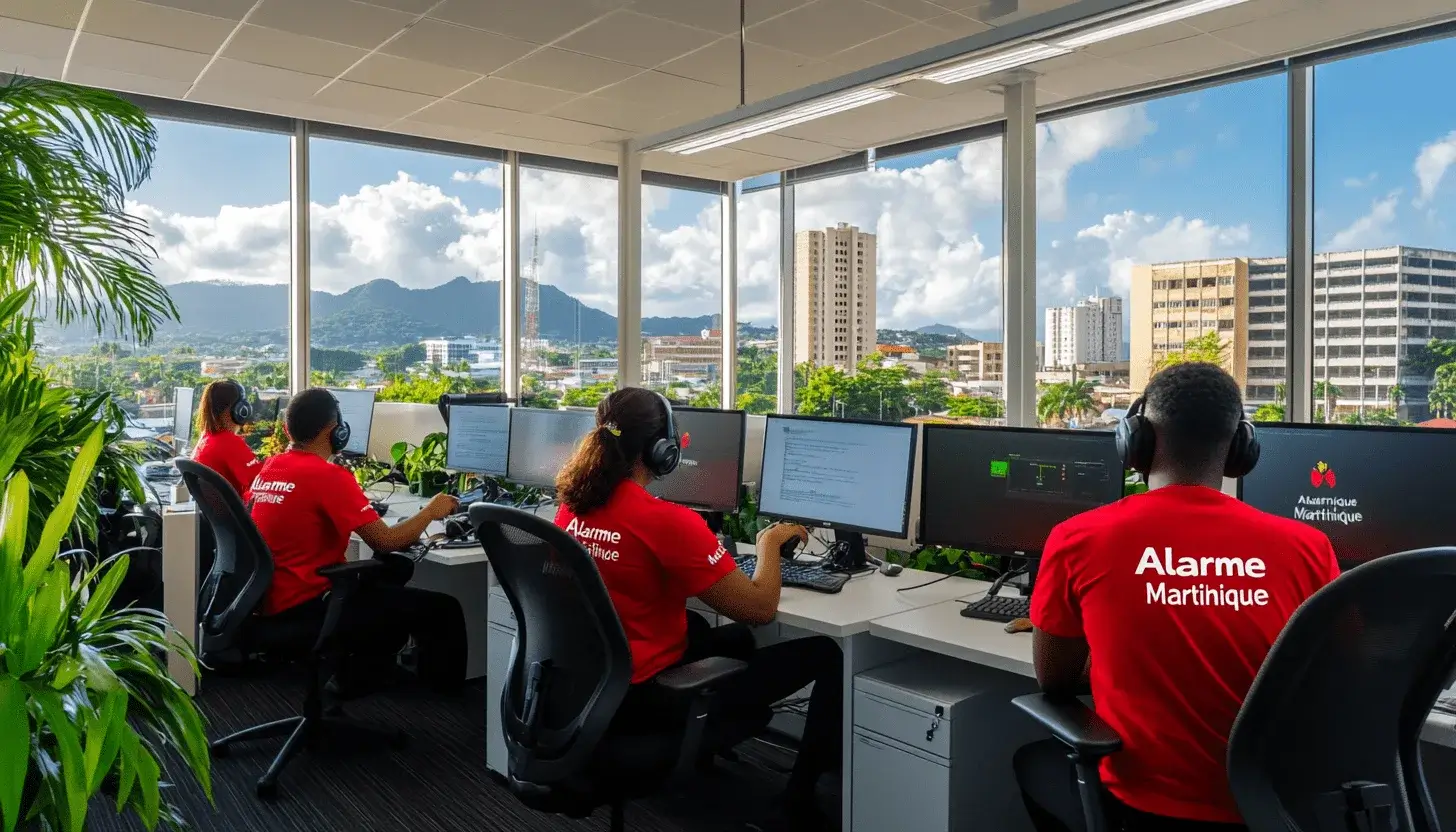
[87,673,838,832]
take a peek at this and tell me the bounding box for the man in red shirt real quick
[250,388,466,693]
[1018,363,1339,831]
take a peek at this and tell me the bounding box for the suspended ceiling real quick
[0,0,1452,180]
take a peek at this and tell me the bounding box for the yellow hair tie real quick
[602,422,621,437]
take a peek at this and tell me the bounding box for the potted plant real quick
[0,424,212,831]
[391,432,449,497]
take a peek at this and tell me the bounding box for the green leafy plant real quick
[721,487,772,545]
[390,432,448,497]
[0,424,212,831]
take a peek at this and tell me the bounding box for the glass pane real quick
[736,185,780,414]
[642,186,722,407]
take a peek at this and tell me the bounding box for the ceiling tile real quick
[344,53,481,97]
[731,133,847,163]
[0,48,64,79]
[428,0,626,45]
[2,0,87,28]
[70,33,211,81]
[135,0,258,19]
[923,11,993,37]
[594,70,730,106]
[493,48,641,93]
[1080,21,1206,59]
[748,0,916,59]
[250,0,415,50]
[381,20,539,75]
[355,0,438,12]
[658,37,816,88]
[66,64,193,98]
[313,79,437,119]
[1114,32,1258,75]
[393,117,501,145]
[1185,0,1319,33]
[190,58,332,101]
[625,0,811,34]
[547,94,673,131]
[409,98,525,131]
[1209,7,1356,57]
[453,77,578,113]
[85,0,237,54]
[223,25,370,77]
[0,20,76,61]
[744,58,856,100]
[866,0,956,20]
[554,10,720,68]
[677,145,795,171]
[502,113,628,145]
[1034,52,1155,100]
[826,21,965,69]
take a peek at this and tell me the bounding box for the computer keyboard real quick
[1436,690,1456,716]
[735,554,849,594]
[960,593,1032,623]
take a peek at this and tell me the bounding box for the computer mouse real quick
[780,537,802,561]
[879,561,903,577]
[369,501,389,518]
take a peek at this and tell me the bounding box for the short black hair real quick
[1144,362,1244,470]
[285,388,339,444]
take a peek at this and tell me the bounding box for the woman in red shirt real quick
[190,379,262,499]
[554,387,843,830]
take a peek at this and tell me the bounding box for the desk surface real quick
[772,567,986,639]
[869,597,1036,678]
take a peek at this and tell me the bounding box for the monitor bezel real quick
[917,422,1126,557]
[326,387,378,456]
[1237,420,1456,503]
[444,402,512,477]
[757,413,918,539]
[172,386,195,446]
[505,407,597,489]
[651,406,747,513]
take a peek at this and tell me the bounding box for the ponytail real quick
[556,425,634,515]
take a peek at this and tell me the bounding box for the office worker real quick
[249,388,467,694]
[191,379,262,499]
[554,387,844,829]
[1017,363,1340,832]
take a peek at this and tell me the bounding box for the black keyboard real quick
[960,593,1031,623]
[736,554,849,594]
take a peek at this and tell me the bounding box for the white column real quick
[721,182,738,409]
[501,152,521,400]
[1286,66,1315,424]
[289,120,310,394]
[777,181,796,413]
[1002,78,1037,427]
[617,143,643,388]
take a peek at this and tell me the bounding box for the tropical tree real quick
[1252,382,1285,422]
[946,394,1005,419]
[562,382,614,409]
[736,391,775,414]
[1037,379,1098,427]
[690,384,722,409]
[1428,364,1456,419]
[1154,331,1229,373]
[1388,384,1404,410]
[1313,380,1342,423]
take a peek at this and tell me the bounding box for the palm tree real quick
[0,75,177,341]
[1388,384,1404,411]
[1037,379,1097,427]
[1313,380,1342,423]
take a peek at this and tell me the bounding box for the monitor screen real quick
[172,386,195,447]
[254,391,290,423]
[446,404,511,476]
[757,415,916,537]
[1239,423,1456,567]
[920,425,1126,556]
[328,389,376,456]
[507,408,596,489]
[647,408,746,512]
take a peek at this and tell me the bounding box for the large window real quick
[1312,37,1456,426]
[37,120,290,450]
[308,137,503,403]
[1035,76,1288,429]
[789,138,1006,424]
[518,167,617,409]
[736,183,781,414]
[641,184,722,407]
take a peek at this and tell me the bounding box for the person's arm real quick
[698,523,808,626]
[356,493,459,554]
[1028,523,1090,697]
[1033,630,1092,697]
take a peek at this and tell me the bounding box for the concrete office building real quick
[642,330,722,383]
[1044,295,1124,369]
[947,341,1004,381]
[1130,258,1251,396]
[421,336,481,367]
[794,223,877,373]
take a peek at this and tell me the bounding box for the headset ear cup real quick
[1224,420,1260,479]
[332,422,351,455]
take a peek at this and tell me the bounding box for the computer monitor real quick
[920,425,1126,557]
[758,415,917,543]
[1239,423,1456,568]
[446,404,511,477]
[438,392,506,426]
[253,391,290,423]
[506,407,597,489]
[327,388,376,457]
[646,408,746,513]
[172,386,195,449]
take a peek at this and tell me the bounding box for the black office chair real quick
[176,459,405,799]
[1013,547,1456,832]
[469,503,750,832]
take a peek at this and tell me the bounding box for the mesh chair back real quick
[175,459,274,656]
[468,503,633,787]
[1228,547,1456,832]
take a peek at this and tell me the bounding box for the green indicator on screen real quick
[989,459,1009,478]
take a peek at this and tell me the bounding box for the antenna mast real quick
[523,226,541,375]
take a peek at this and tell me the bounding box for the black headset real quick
[218,379,253,425]
[328,394,352,455]
[644,391,682,478]
[1116,396,1260,479]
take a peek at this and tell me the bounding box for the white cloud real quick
[1415,130,1456,205]
[1344,172,1378,189]
[1327,191,1399,250]
[1036,105,1156,221]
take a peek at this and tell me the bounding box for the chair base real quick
[211,713,408,800]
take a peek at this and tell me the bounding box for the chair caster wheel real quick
[256,780,278,801]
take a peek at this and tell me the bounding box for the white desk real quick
[772,565,990,639]
[869,597,1035,679]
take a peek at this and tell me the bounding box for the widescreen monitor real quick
[445,404,511,477]
[757,415,916,538]
[920,425,1125,556]
[327,388,377,457]
[172,386,195,448]
[506,407,596,489]
[1239,423,1456,567]
[646,408,746,513]
[253,391,290,423]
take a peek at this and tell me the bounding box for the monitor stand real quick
[828,529,869,573]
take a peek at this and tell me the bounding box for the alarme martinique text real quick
[1138,547,1269,610]
[1293,495,1362,525]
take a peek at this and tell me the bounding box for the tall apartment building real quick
[947,341,1003,381]
[1132,246,1456,416]
[1045,295,1124,369]
[794,223,877,372]
[421,336,479,367]
[1130,258,1250,395]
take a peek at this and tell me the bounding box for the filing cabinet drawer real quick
[853,689,953,760]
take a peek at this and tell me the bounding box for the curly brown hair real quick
[556,387,666,515]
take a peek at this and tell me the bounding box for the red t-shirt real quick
[249,450,381,615]
[191,429,261,502]
[555,480,736,683]
[1031,485,1339,823]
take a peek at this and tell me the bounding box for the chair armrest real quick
[654,657,749,696]
[318,559,387,583]
[1013,693,1123,759]
[313,560,387,650]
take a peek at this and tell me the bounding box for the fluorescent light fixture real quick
[1054,0,1253,48]
[921,42,1070,85]
[656,87,897,155]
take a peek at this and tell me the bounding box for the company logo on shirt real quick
[708,544,726,566]
[564,517,621,562]
[249,478,296,505]
[1136,547,1271,610]
[1309,460,1336,488]
[1293,460,1363,526]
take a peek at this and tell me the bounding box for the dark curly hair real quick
[1144,361,1244,473]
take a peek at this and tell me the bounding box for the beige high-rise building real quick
[794,223,877,372]
[947,341,1003,381]
[1130,258,1250,395]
